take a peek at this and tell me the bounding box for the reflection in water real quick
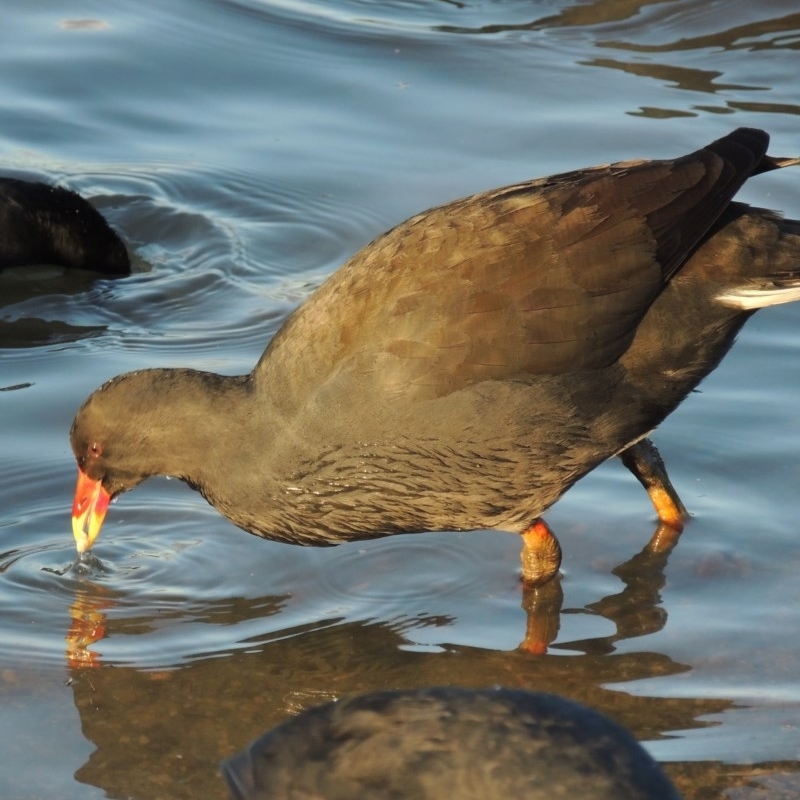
[584,58,753,95]
[60,519,684,667]
[600,12,800,54]
[521,522,682,655]
[584,58,800,119]
[519,579,563,655]
[578,523,683,652]
[3,0,800,796]
[534,0,670,30]
[436,4,800,121]
[0,267,109,348]
[0,318,107,348]
[62,531,718,800]
[66,589,112,668]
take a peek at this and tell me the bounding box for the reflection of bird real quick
[222,687,681,800]
[70,129,800,583]
[0,177,129,274]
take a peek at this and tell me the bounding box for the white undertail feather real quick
[717,284,800,310]
[770,156,800,169]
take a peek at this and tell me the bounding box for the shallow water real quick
[2,1,800,798]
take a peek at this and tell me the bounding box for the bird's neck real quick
[125,368,264,489]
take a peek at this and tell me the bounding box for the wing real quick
[260,128,769,402]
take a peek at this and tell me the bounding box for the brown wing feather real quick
[258,128,769,404]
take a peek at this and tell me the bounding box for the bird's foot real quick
[519,518,562,586]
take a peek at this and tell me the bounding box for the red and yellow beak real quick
[72,468,111,553]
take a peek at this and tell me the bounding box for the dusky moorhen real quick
[221,687,681,800]
[0,177,129,274]
[70,128,800,583]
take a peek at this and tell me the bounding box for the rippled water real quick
[2,1,800,798]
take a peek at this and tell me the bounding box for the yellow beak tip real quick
[72,514,94,554]
[74,536,90,555]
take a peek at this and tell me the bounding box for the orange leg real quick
[619,438,688,530]
[519,518,562,586]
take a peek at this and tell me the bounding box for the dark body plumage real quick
[222,687,682,800]
[0,177,129,273]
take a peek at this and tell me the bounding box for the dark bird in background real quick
[0,177,129,274]
[222,687,682,800]
[68,128,800,583]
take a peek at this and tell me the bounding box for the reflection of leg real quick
[619,438,688,530]
[519,518,562,585]
[590,533,679,643]
[645,521,684,555]
[519,576,563,654]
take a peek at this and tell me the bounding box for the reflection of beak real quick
[66,589,111,668]
[72,468,111,553]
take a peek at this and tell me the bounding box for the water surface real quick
[2,1,800,798]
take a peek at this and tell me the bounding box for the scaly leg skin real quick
[519,518,562,586]
[619,438,688,532]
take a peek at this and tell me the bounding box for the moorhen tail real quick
[221,687,682,800]
[70,128,800,583]
[0,178,129,274]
